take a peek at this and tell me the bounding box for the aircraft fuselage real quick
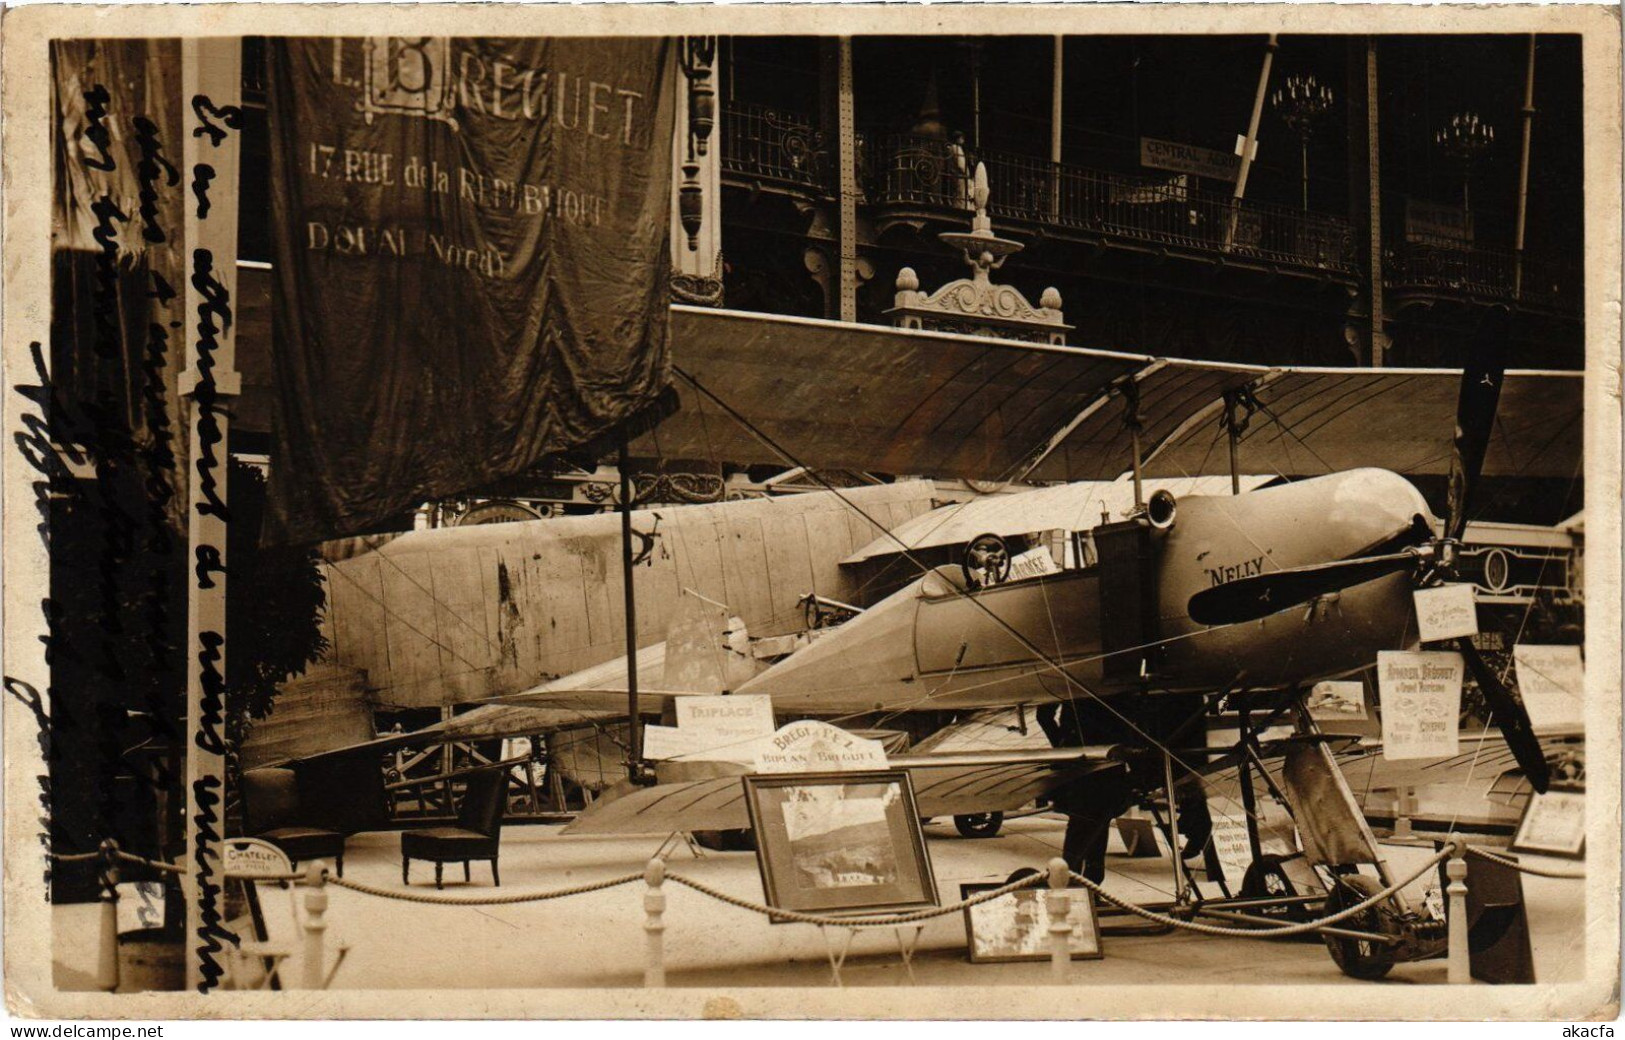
[737,469,1433,715]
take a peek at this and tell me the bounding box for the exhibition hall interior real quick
[36,29,1592,997]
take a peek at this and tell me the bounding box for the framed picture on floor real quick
[959,882,1103,963]
[1509,785,1586,859]
[742,770,937,921]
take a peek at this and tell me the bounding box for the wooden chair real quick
[400,768,507,889]
[241,767,346,877]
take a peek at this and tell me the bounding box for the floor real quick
[53,814,1588,991]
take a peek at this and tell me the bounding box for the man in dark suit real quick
[1038,694,1212,884]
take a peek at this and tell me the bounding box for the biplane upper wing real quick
[647,306,1582,484]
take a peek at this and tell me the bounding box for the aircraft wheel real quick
[1240,854,1313,924]
[954,812,1004,839]
[1322,874,1400,980]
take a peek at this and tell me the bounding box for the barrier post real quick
[1047,857,1071,983]
[1446,838,1470,984]
[1395,787,1415,838]
[644,857,667,988]
[302,861,329,990]
[96,840,121,993]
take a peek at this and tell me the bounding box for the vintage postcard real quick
[2,3,1619,1023]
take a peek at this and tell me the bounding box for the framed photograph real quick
[741,770,937,921]
[1509,785,1586,859]
[959,882,1103,963]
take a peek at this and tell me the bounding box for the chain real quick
[664,871,1047,927]
[327,871,643,906]
[1468,845,1586,880]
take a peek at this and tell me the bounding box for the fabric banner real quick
[50,39,190,528]
[266,38,675,542]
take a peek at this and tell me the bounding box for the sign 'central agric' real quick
[266,37,674,542]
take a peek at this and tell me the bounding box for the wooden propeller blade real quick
[1445,316,1510,542]
[1186,552,1416,627]
[1457,637,1551,794]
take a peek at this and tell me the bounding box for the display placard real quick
[1510,787,1586,859]
[1378,650,1463,759]
[116,880,167,935]
[960,883,1102,963]
[222,837,295,879]
[1206,810,1255,888]
[676,693,775,742]
[1413,584,1479,642]
[754,720,888,774]
[1307,680,1368,721]
[1512,644,1585,731]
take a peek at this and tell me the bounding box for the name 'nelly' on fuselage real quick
[737,469,1432,716]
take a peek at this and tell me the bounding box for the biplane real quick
[289,304,1583,979]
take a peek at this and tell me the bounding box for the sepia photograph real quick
[744,771,935,919]
[0,2,1619,1024]
[960,877,1103,963]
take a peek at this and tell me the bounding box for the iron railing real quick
[719,109,1575,298]
[1386,242,1576,309]
[719,101,833,194]
[865,133,1358,275]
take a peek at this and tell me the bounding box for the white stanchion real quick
[1047,857,1071,983]
[302,861,329,990]
[1446,838,1471,984]
[644,857,667,988]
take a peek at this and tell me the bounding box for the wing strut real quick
[1222,387,1259,496]
[618,430,649,782]
[1122,377,1145,509]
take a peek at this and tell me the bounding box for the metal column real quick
[1513,34,1537,299]
[836,36,858,323]
[1365,37,1386,367]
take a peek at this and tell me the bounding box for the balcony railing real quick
[719,110,1574,302]
[866,133,1358,275]
[719,101,833,195]
[1386,242,1576,310]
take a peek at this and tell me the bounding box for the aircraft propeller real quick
[1185,313,1550,792]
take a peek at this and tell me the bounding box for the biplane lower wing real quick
[560,747,1116,836]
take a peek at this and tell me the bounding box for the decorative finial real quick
[973,162,989,215]
[896,267,919,292]
[1040,287,1062,310]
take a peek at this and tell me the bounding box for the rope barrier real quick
[327,871,644,906]
[1468,844,1586,880]
[1068,846,1454,939]
[664,870,1047,928]
[113,850,187,875]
